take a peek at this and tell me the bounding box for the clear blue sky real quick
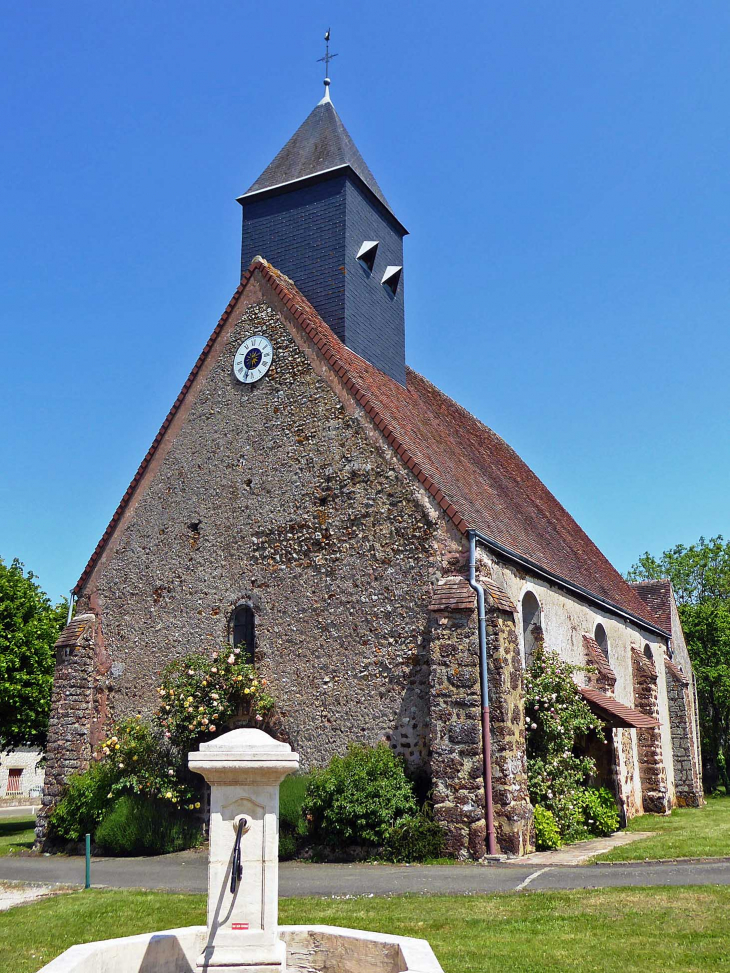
[1,1,728,604]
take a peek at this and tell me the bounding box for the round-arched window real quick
[643,644,653,661]
[231,605,255,664]
[522,591,542,668]
[594,623,609,659]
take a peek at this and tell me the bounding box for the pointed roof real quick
[72,258,669,639]
[240,97,394,217]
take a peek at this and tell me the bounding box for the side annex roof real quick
[73,258,667,636]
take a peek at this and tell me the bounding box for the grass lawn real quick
[0,816,35,857]
[595,794,730,862]
[3,886,730,973]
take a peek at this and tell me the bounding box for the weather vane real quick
[317,28,338,96]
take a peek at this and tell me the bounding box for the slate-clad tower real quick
[238,87,408,384]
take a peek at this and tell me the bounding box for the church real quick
[39,73,703,856]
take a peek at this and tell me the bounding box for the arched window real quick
[594,623,609,659]
[643,644,653,661]
[231,605,255,664]
[522,591,542,668]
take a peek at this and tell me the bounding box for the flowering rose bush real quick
[96,717,199,811]
[525,649,611,843]
[51,648,278,845]
[156,650,275,750]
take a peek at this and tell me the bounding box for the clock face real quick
[233,336,273,384]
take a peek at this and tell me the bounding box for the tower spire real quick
[316,28,337,103]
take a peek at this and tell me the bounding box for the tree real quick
[0,559,67,753]
[627,536,730,791]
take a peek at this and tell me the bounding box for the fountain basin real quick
[37,923,443,972]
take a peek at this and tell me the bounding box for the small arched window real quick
[522,591,542,668]
[594,623,609,659]
[643,644,653,661]
[231,605,255,664]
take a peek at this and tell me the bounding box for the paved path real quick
[518,831,654,865]
[0,806,38,819]
[2,852,730,897]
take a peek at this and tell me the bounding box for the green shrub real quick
[303,743,419,847]
[278,831,298,861]
[280,774,310,835]
[382,810,445,862]
[94,795,202,856]
[533,805,562,851]
[580,787,620,837]
[278,773,311,860]
[49,762,117,842]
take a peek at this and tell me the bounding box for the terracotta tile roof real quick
[665,657,690,686]
[631,645,658,680]
[582,634,617,691]
[481,579,516,613]
[429,577,475,612]
[54,613,94,649]
[577,686,661,729]
[72,257,671,637]
[630,580,673,634]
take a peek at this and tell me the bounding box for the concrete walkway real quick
[517,831,655,865]
[1,851,730,897]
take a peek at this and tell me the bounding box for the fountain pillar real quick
[189,728,299,973]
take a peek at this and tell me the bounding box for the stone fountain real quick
[39,729,443,973]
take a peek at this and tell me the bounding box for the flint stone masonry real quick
[49,289,453,793]
[40,266,703,858]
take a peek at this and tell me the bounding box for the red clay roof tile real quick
[73,259,671,636]
[429,577,475,612]
[630,580,673,634]
[665,657,690,686]
[577,686,661,729]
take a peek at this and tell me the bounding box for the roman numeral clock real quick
[233,336,273,384]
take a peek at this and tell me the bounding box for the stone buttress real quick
[664,658,703,807]
[429,570,533,857]
[36,614,106,845]
[631,647,671,814]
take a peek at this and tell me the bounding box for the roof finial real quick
[317,28,337,103]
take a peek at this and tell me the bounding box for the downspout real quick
[467,530,497,857]
[66,591,75,627]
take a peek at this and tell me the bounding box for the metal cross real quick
[317,28,338,80]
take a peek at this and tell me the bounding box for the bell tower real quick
[238,60,407,385]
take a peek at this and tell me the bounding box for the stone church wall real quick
[477,553,678,819]
[63,288,459,788]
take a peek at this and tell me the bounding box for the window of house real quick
[594,623,609,659]
[522,591,542,668]
[6,769,22,795]
[231,605,255,664]
[644,644,653,661]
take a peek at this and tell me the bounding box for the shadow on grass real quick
[0,816,36,856]
[0,819,35,838]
